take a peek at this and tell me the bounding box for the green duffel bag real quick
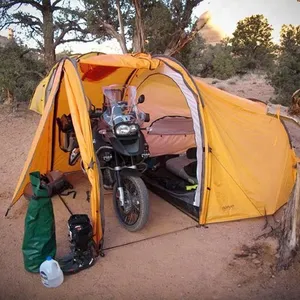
[22,171,56,273]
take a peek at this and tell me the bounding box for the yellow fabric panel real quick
[195,79,297,223]
[28,53,103,115]
[11,62,64,205]
[80,53,159,69]
[136,73,191,119]
[63,59,102,244]
[205,154,265,223]
[28,78,47,114]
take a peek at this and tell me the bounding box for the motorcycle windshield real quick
[102,85,142,126]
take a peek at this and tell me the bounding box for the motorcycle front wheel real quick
[113,175,149,232]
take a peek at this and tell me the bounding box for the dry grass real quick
[228,79,237,85]
[199,72,274,103]
[217,85,227,91]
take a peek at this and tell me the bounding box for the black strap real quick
[60,190,77,199]
[58,194,73,215]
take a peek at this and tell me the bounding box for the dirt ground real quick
[1,75,300,300]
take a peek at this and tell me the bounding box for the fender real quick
[120,168,141,177]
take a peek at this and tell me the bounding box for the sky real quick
[0,0,299,54]
[196,0,300,43]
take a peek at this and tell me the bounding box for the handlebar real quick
[89,112,103,118]
[89,108,103,119]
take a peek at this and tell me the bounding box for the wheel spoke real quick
[115,178,141,226]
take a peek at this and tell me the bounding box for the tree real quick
[83,0,132,54]
[230,14,275,71]
[269,25,300,106]
[180,38,237,80]
[162,0,205,56]
[0,0,95,70]
[83,0,206,55]
[175,35,206,75]
[0,40,46,103]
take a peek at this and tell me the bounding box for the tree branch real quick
[54,26,71,48]
[54,19,92,48]
[133,0,144,52]
[58,36,99,45]
[116,0,128,53]
[52,0,64,7]
[16,70,45,80]
[164,10,209,56]
[0,0,43,12]
[20,48,42,58]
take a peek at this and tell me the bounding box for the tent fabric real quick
[11,52,298,247]
[63,59,102,243]
[28,52,105,114]
[195,80,297,223]
[12,62,64,204]
[12,59,103,244]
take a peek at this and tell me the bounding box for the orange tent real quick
[10,53,297,247]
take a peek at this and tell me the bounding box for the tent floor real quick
[53,172,196,257]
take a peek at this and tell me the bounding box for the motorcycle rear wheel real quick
[113,176,149,232]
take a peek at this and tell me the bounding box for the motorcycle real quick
[59,84,151,232]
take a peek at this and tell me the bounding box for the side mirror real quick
[138,94,145,104]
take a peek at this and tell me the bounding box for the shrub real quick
[179,38,238,80]
[199,42,238,80]
[0,40,46,103]
[269,25,300,106]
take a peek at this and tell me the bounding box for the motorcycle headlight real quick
[115,124,130,135]
[115,124,139,136]
[129,124,139,134]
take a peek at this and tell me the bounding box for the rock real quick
[251,253,257,259]
[275,253,280,259]
[264,237,279,256]
[238,284,241,288]
[258,267,263,272]
[252,259,261,265]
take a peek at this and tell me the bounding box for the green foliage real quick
[0,41,46,103]
[175,35,206,73]
[231,14,275,71]
[143,1,175,54]
[269,25,300,105]
[84,0,133,41]
[144,0,203,54]
[180,38,237,80]
[211,45,237,80]
[82,0,202,54]
[0,1,95,69]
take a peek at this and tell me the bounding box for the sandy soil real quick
[0,75,300,300]
[201,73,275,103]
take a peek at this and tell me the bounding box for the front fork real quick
[114,153,125,206]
